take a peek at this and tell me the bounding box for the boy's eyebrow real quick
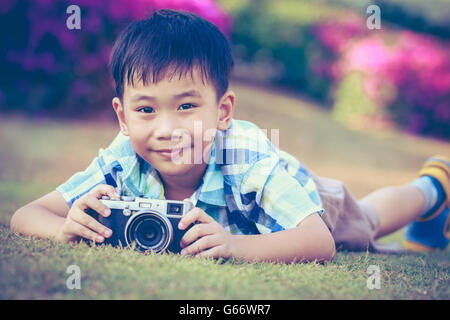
[130,90,202,102]
[173,89,202,99]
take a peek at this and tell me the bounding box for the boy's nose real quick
[153,113,176,138]
[153,114,187,142]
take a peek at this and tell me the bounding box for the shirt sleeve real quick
[55,134,125,208]
[240,155,324,234]
[56,155,108,208]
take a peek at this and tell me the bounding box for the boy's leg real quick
[304,155,448,252]
[359,184,425,239]
[360,155,449,249]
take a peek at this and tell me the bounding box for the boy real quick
[10,9,449,263]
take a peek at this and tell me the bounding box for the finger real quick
[180,223,216,248]
[87,184,119,199]
[181,234,221,256]
[69,207,112,238]
[74,194,111,218]
[178,207,214,230]
[66,219,105,243]
[85,195,113,218]
[196,244,225,259]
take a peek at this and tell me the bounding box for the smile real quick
[153,147,187,159]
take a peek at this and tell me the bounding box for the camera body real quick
[86,196,194,253]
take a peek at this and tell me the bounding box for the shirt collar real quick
[117,132,226,207]
[193,138,226,207]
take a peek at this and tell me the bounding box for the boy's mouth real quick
[153,147,187,159]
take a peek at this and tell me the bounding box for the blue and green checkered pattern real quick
[56,119,324,235]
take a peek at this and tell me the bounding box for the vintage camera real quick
[86,196,194,253]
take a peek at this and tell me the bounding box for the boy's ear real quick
[217,90,235,131]
[112,97,129,136]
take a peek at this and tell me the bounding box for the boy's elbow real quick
[317,218,336,262]
[312,228,335,263]
[298,213,336,263]
[323,233,336,262]
[10,206,25,233]
[10,204,34,234]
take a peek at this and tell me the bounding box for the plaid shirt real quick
[56,119,324,235]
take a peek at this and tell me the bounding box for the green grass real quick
[1,81,449,299]
[1,229,448,299]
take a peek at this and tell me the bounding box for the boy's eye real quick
[137,106,154,113]
[178,103,196,111]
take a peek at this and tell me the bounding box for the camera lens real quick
[137,220,162,246]
[125,212,172,253]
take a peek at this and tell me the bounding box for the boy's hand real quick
[178,201,236,259]
[55,184,117,243]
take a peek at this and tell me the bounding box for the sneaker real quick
[403,155,450,251]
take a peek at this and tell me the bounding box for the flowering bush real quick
[0,0,231,117]
[313,19,450,139]
[225,0,449,139]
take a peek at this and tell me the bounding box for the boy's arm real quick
[11,185,117,242]
[11,131,129,242]
[230,213,335,263]
[10,190,70,239]
[179,209,335,264]
[10,151,106,240]
[179,156,334,263]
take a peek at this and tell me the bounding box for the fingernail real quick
[104,208,111,216]
[178,222,184,229]
[96,235,104,242]
[181,249,186,255]
[104,229,111,237]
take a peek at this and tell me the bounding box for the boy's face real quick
[112,66,235,182]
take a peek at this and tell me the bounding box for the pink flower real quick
[312,14,366,54]
[315,17,450,137]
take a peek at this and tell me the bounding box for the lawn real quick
[0,80,449,299]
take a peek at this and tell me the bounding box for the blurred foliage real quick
[0,0,231,118]
[328,0,450,38]
[1,0,449,139]
[220,0,450,139]
[222,0,346,103]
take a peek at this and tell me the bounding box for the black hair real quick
[109,9,234,101]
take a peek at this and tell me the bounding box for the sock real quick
[410,176,445,218]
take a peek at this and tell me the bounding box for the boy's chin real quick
[154,162,198,177]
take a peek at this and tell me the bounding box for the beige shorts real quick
[305,167,403,253]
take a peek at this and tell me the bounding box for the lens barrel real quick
[125,211,172,253]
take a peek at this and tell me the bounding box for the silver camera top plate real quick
[99,195,193,217]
